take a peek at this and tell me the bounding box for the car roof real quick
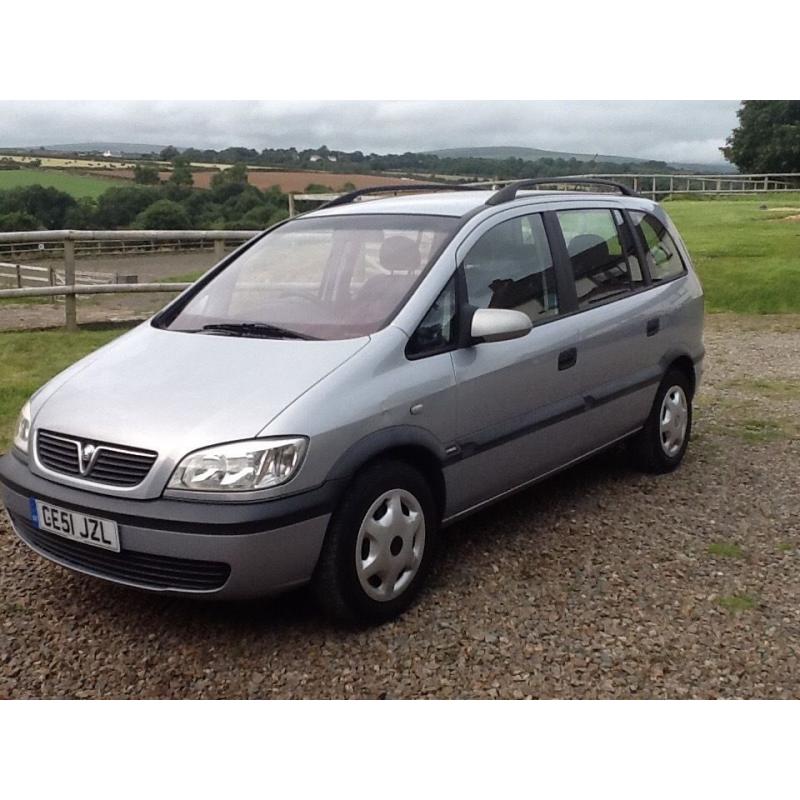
[303,189,659,219]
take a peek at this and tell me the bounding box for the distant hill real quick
[427,145,736,173]
[38,142,167,155]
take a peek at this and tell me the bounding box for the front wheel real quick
[312,460,438,624]
[629,368,693,473]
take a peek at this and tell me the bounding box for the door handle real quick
[558,347,577,371]
[646,318,660,337]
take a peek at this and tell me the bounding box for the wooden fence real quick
[288,173,800,211]
[0,230,259,331]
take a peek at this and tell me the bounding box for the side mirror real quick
[470,308,532,343]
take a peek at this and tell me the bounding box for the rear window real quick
[163,214,459,340]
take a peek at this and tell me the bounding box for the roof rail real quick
[485,177,636,206]
[317,183,476,209]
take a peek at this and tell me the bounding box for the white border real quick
[1,700,797,798]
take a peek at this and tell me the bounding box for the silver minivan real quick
[1,180,704,623]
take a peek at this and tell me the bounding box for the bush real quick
[64,198,98,229]
[0,185,76,229]
[135,199,191,230]
[133,164,161,185]
[237,206,274,229]
[0,211,39,231]
[95,186,161,228]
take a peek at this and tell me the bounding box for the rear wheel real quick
[312,460,438,624]
[630,368,693,473]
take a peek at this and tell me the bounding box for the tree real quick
[169,158,194,187]
[210,162,248,190]
[722,101,800,172]
[135,199,191,230]
[209,163,249,202]
[160,145,179,161]
[133,164,161,185]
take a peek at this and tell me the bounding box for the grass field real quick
[664,193,800,314]
[0,325,129,449]
[0,169,126,198]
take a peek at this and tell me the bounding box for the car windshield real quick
[163,214,459,340]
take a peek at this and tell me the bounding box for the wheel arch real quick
[326,426,447,519]
[660,350,698,398]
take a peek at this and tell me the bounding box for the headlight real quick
[167,437,307,492]
[13,400,32,454]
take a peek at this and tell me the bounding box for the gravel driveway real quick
[1,314,799,698]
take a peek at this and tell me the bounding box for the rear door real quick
[446,209,584,515]
[552,206,662,450]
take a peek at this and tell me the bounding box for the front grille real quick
[11,515,231,592]
[37,430,157,487]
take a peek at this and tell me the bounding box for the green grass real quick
[737,418,787,443]
[708,542,746,559]
[159,271,205,284]
[0,169,125,198]
[663,193,800,314]
[0,295,52,306]
[724,378,800,397]
[0,325,130,450]
[717,594,757,613]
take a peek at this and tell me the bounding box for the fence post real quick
[669,176,674,195]
[288,194,296,218]
[651,176,656,200]
[16,264,22,288]
[64,236,77,331]
[49,267,57,305]
[214,238,225,261]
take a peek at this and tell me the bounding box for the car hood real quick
[32,323,369,461]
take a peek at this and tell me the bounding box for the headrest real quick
[568,233,607,257]
[380,236,421,273]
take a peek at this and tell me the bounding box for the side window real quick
[557,208,643,309]
[462,214,559,322]
[630,211,686,281]
[406,276,458,358]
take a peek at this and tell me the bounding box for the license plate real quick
[30,498,120,552]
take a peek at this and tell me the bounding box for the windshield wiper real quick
[200,322,318,340]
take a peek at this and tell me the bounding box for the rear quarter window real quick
[630,211,686,282]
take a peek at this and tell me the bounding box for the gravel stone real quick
[1,314,798,698]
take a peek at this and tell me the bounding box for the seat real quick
[355,236,421,321]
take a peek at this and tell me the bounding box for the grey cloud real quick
[0,100,739,163]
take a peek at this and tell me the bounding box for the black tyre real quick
[312,460,438,625]
[630,368,693,473]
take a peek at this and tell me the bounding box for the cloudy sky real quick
[0,100,740,164]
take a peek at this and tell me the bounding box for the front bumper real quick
[0,452,339,599]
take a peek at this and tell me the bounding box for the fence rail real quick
[0,230,259,330]
[0,229,261,263]
[287,173,800,210]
